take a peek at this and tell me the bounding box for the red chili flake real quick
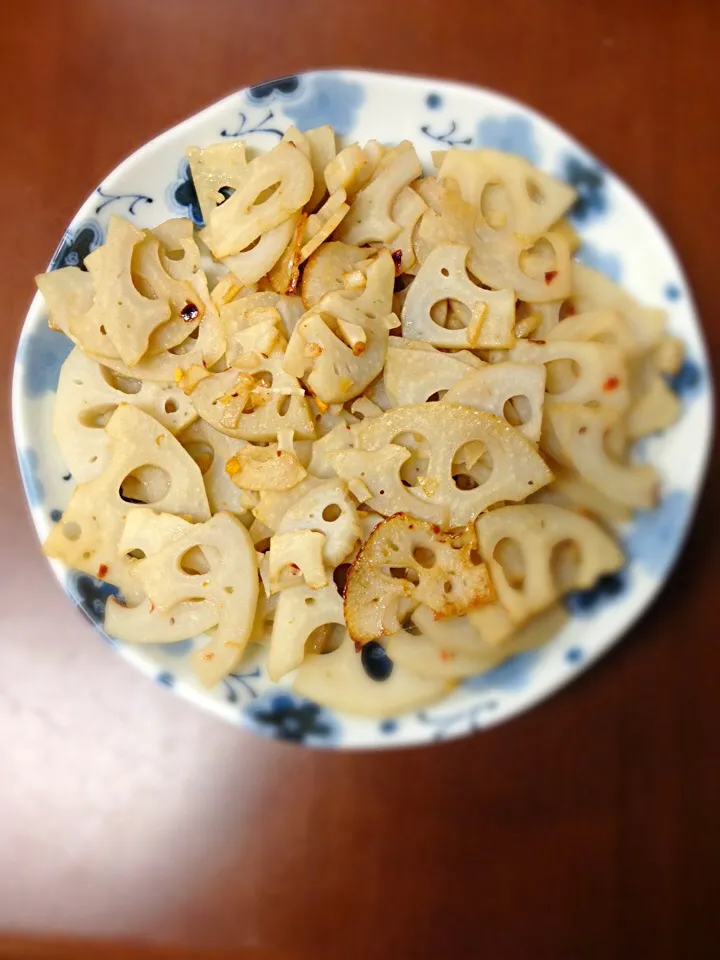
[603,376,620,391]
[439,650,454,662]
[180,301,199,321]
[353,640,364,653]
[97,564,108,578]
[432,525,441,535]
[579,426,587,435]
[564,304,576,316]
[290,563,300,570]
[544,270,558,285]
[391,249,403,273]
[276,450,282,457]
[149,601,155,613]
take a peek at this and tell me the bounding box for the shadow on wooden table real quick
[0,939,289,960]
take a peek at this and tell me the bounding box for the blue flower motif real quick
[560,155,607,224]
[18,448,44,507]
[157,671,175,688]
[361,641,393,681]
[50,508,63,523]
[67,573,121,631]
[476,115,539,163]
[248,75,300,103]
[379,718,398,734]
[574,243,622,283]
[49,219,103,271]
[565,570,629,617]
[462,649,541,692]
[19,322,73,398]
[167,159,203,226]
[664,283,682,302]
[666,359,702,402]
[426,93,442,110]
[565,646,584,664]
[245,691,338,745]
[624,490,690,578]
[283,74,364,134]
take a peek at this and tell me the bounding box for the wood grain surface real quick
[1,2,719,958]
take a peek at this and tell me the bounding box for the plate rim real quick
[11,68,716,749]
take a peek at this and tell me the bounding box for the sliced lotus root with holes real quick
[541,403,659,509]
[72,216,176,366]
[528,465,633,524]
[35,267,94,337]
[106,507,218,643]
[284,251,396,404]
[300,240,367,309]
[222,214,300,287]
[227,444,307,491]
[335,141,422,245]
[300,125,337,212]
[129,231,205,355]
[412,601,514,655]
[189,357,314,442]
[625,349,681,439]
[266,530,328,594]
[370,185,427,275]
[331,403,552,529]
[442,363,546,443]
[179,419,257,519]
[415,186,571,302]
[437,149,577,236]
[546,309,639,357]
[116,510,259,686]
[294,630,451,718]
[307,422,356,478]
[200,140,314,259]
[324,142,381,198]
[476,503,623,623]
[275,478,362,566]
[344,514,494,645]
[385,630,507,680]
[391,602,569,678]
[266,213,307,295]
[267,583,345,681]
[402,244,516,349]
[149,218,202,281]
[187,141,248,225]
[221,290,304,353]
[90,270,226,382]
[43,404,210,602]
[54,347,197,482]
[510,338,629,409]
[384,341,484,406]
[299,190,350,263]
[571,263,666,351]
[514,299,564,340]
[252,476,324,531]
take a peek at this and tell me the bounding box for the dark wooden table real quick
[1,2,719,958]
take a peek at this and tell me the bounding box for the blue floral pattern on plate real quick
[282,73,364,134]
[574,242,622,282]
[476,115,539,163]
[246,692,338,746]
[49,219,103,271]
[19,322,73,398]
[560,154,608,224]
[11,70,713,749]
[168,159,203,226]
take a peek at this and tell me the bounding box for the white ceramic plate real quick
[12,70,713,748]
